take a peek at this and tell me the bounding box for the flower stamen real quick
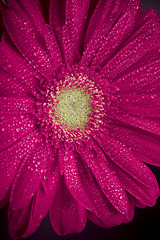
[42,73,105,144]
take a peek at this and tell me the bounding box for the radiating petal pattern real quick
[0,130,39,204]
[64,148,126,227]
[0,0,160,239]
[49,175,87,235]
[2,4,52,77]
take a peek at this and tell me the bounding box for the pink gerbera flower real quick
[1,0,160,239]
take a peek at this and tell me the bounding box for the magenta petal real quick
[90,10,137,68]
[62,0,90,64]
[97,135,159,196]
[61,24,75,65]
[29,184,53,231]
[26,152,60,231]
[0,195,9,210]
[87,211,106,228]
[9,152,59,239]
[108,121,160,167]
[6,0,46,36]
[0,97,35,115]
[100,10,160,80]
[8,202,32,239]
[64,149,125,227]
[0,69,29,98]
[0,114,36,151]
[110,113,160,137]
[49,0,65,32]
[113,94,160,118]
[123,193,135,223]
[88,193,135,227]
[0,130,39,202]
[2,7,52,77]
[44,24,63,71]
[10,132,47,209]
[115,165,158,207]
[84,0,140,45]
[80,142,129,215]
[0,35,42,91]
[81,0,140,66]
[49,175,87,236]
[112,51,160,95]
[8,200,38,240]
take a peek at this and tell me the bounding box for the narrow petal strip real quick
[64,149,124,227]
[0,130,39,202]
[2,7,52,77]
[10,132,47,209]
[0,114,36,151]
[100,12,160,80]
[0,35,42,91]
[0,97,35,115]
[108,121,160,167]
[81,0,140,66]
[80,143,129,215]
[96,134,159,195]
[6,0,46,35]
[49,175,87,236]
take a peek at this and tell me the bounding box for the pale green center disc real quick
[56,87,91,129]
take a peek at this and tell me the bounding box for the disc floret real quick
[43,73,105,144]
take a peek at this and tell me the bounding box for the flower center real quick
[55,87,92,130]
[43,73,105,144]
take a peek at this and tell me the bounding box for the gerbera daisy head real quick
[0,0,160,239]
[36,66,106,149]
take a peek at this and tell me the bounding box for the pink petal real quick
[132,196,146,209]
[89,10,137,68]
[0,35,42,91]
[8,200,37,239]
[87,211,106,228]
[2,6,52,77]
[0,69,29,98]
[123,193,135,223]
[49,0,65,32]
[81,0,140,66]
[114,164,158,207]
[0,195,9,210]
[96,134,159,195]
[0,130,39,202]
[88,193,135,226]
[108,52,160,118]
[66,0,91,48]
[64,149,126,227]
[100,10,160,80]
[6,0,46,36]
[113,94,160,118]
[8,148,60,239]
[112,50,160,95]
[44,24,63,71]
[0,114,36,151]
[110,113,160,137]
[61,24,74,65]
[62,0,90,64]
[25,150,60,233]
[80,142,129,215]
[107,120,160,167]
[0,97,35,115]
[10,132,47,209]
[49,175,87,236]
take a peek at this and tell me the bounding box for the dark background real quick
[0,0,160,240]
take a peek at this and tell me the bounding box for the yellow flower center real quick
[55,87,91,130]
[43,73,105,143]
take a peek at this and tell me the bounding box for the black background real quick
[0,0,160,240]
